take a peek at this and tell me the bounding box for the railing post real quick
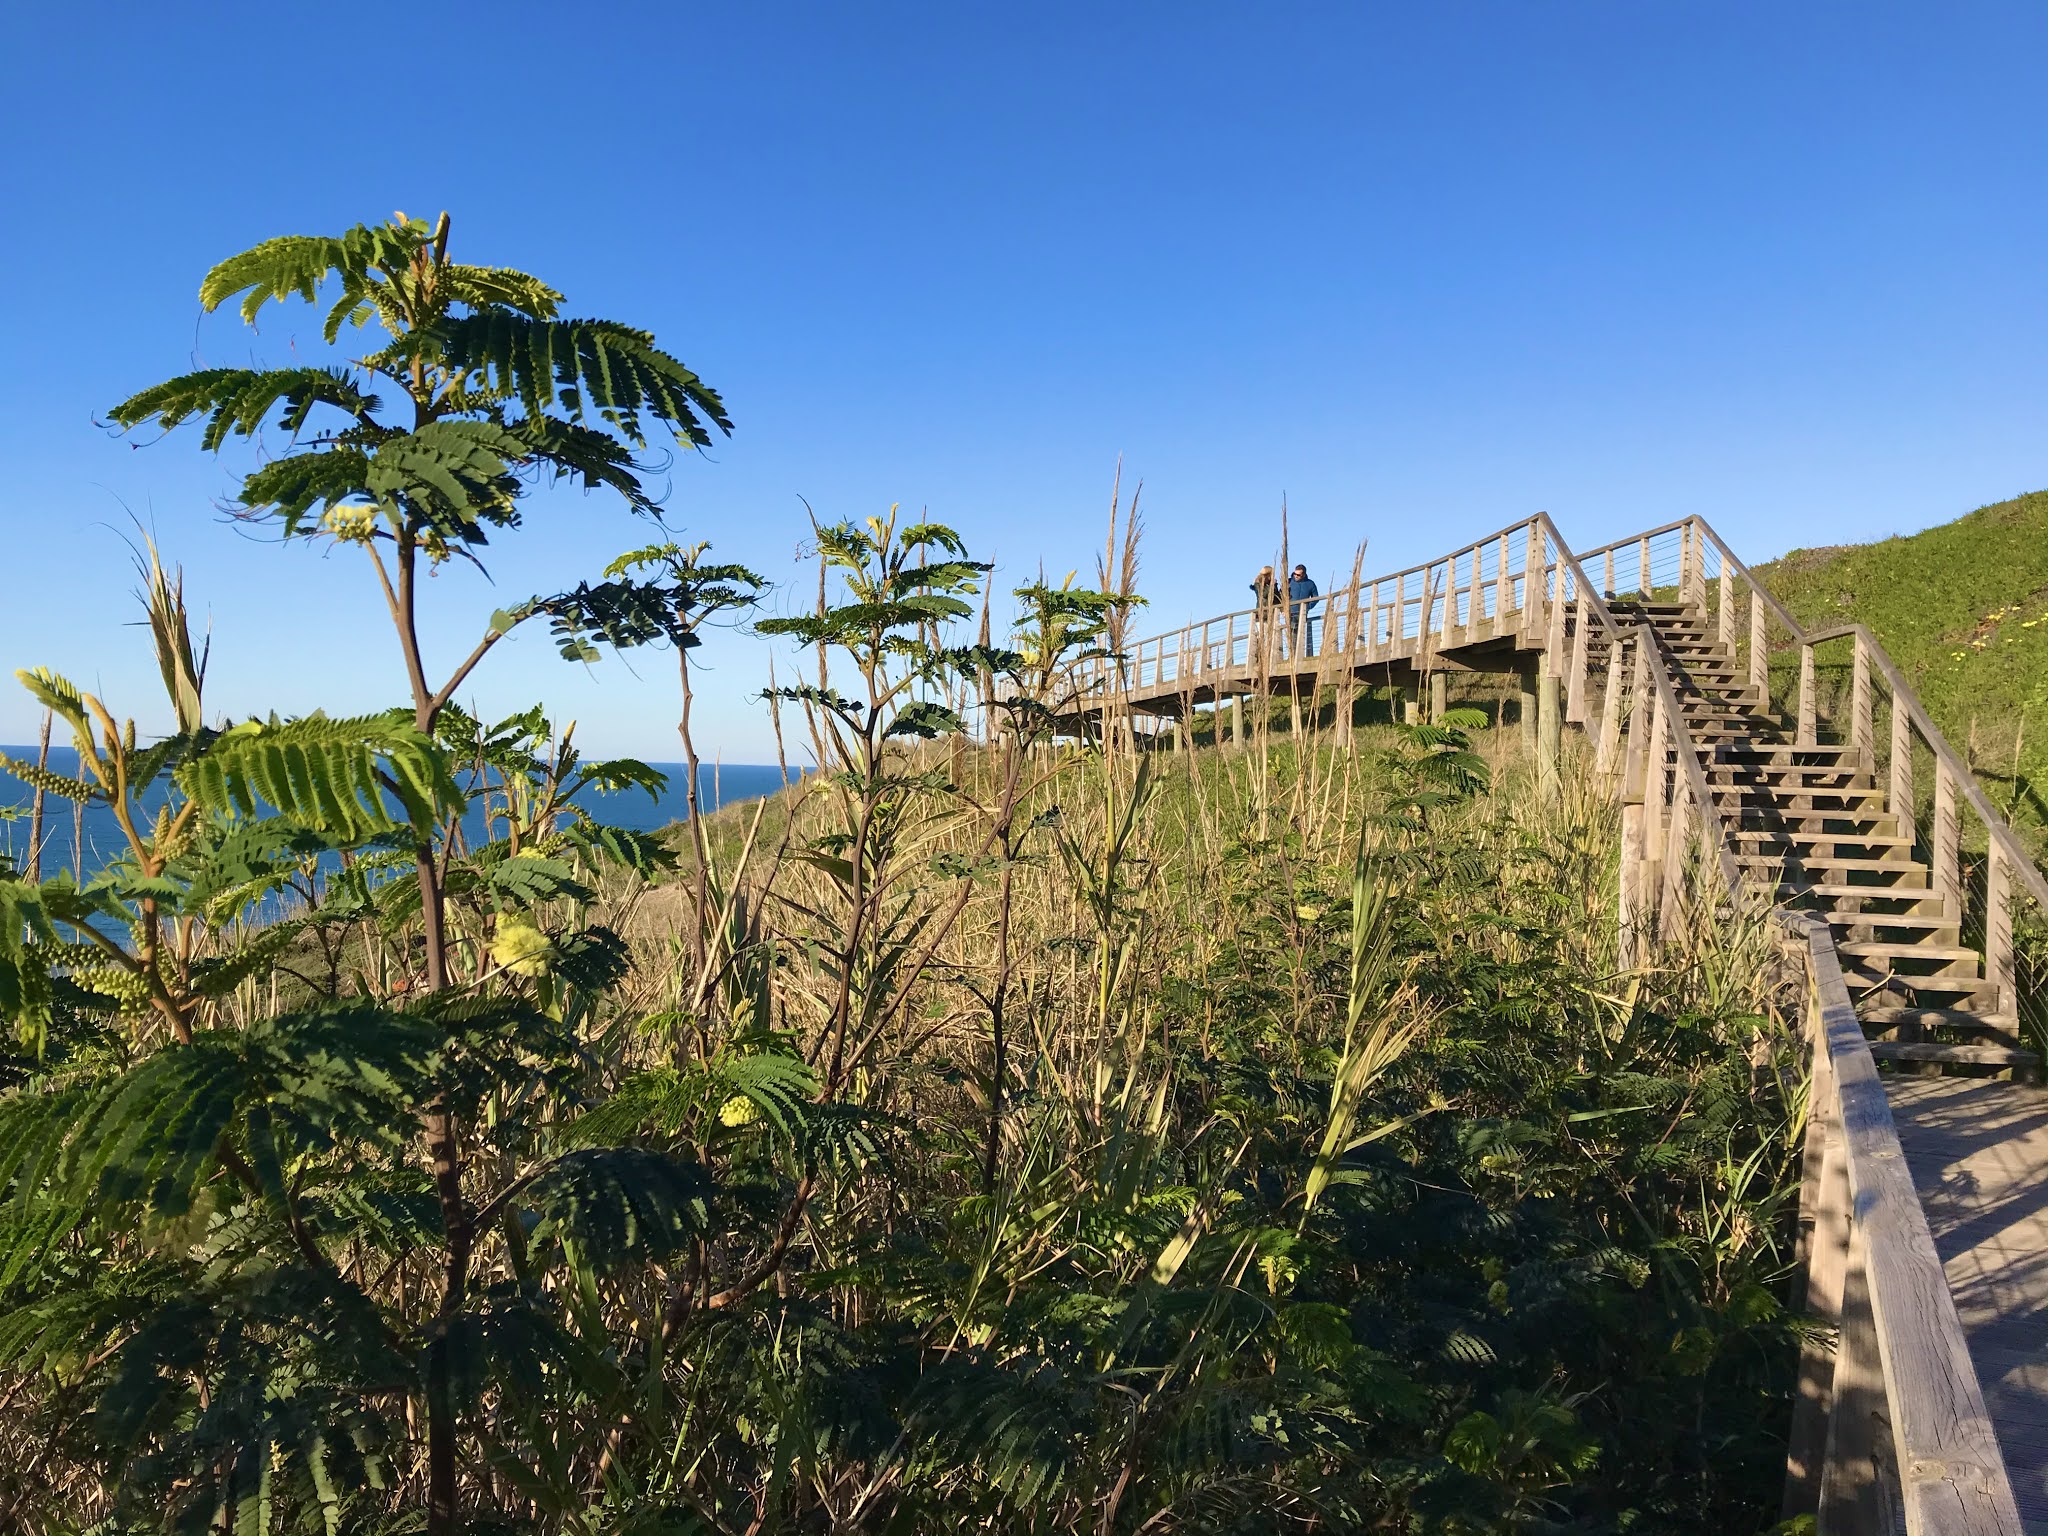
[1888,697,1914,849]
[1678,521,1696,609]
[1659,731,1688,936]
[1797,644,1817,746]
[1748,588,1767,704]
[1624,635,1651,803]
[1712,544,1728,651]
[1933,760,1961,919]
[1643,679,1668,918]
[1566,597,1589,724]
[1638,535,1652,600]
[1850,632,1872,776]
[1495,534,1511,631]
[1545,555,1567,664]
[1439,558,1456,645]
[1619,797,1644,967]
[1818,1220,1902,1530]
[1394,571,1407,652]
[1603,547,1615,600]
[1595,632,1627,778]
[1526,521,1547,642]
[1987,842,2015,1017]
[1782,999,1846,1519]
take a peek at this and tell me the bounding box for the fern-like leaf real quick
[107,367,382,448]
[425,315,731,448]
[177,713,460,840]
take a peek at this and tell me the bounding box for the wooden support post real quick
[1537,671,1562,803]
[1428,670,1447,722]
[1518,666,1538,748]
[1495,534,1511,630]
[1525,521,1546,642]
[1678,521,1695,608]
[1717,550,1733,650]
[1623,636,1650,803]
[1595,634,1626,778]
[1566,597,1589,724]
[1749,588,1768,705]
[1439,558,1456,645]
[1618,799,1645,968]
[1850,633,1872,776]
[1638,535,1652,599]
[1797,644,1817,746]
[1888,700,1915,850]
[1643,682,1667,920]
[1783,1024,1848,1522]
[1987,843,2015,1017]
[1817,1219,1902,1532]
[1932,761,1960,919]
[1603,547,1615,599]
[1394,571,1407,653]
[1545,560,1567,668]
[1659,775,1690,939]
[1228,694,1244,753]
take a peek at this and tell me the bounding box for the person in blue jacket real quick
[1287,564,1320,657]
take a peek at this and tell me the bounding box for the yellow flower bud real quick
[490,913,552,978]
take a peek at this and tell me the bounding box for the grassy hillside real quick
[1752,489,2048,837]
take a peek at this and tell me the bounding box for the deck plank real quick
[1887,1076,2048,1530]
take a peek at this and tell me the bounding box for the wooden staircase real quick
[1614,598,2039,1079]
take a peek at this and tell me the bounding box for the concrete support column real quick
[1519,666,1539,747]
[1401,679,1421,726]
[1428,671,1448,723]
[1228,695,1245,751]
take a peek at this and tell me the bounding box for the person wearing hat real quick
[1250,564,1282,659]
[1286,564,1320,657]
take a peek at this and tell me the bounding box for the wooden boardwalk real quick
[1890,1077,2048,1531]
[1101,511,2048,1529]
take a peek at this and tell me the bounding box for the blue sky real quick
[2,2,2042,759]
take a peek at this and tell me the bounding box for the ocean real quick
[0,745,791,879]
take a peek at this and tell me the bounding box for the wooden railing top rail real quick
[1575,517,1699,561]
[1101,509,1604,666]
[1802,622,2048,917]
[1536,512,1622,637]
[1686,518,1809,643]
[1785,910,2025,1532]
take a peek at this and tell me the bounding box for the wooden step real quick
[1737,854,1922,874]
[1828,911,1959,940]
[1844,968,2003,1004]
[1708,768,1871,788]
[1781,880,1940,906]
[1714,790,1886,811]
[1730,809,1898,831]
[1861,1006,2021,1041]
[1727,830,1914,852]
[1866,1041,2040,1071]
[1713,744,1858,762]
[1838,941,1983,976]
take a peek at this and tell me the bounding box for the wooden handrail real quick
[1799,623,2048,917]
[1781,910,2024,1532]
[1686,518,1809,647]
[1100,509,1572,667]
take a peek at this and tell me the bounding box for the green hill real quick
[1751,489,2048,840]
